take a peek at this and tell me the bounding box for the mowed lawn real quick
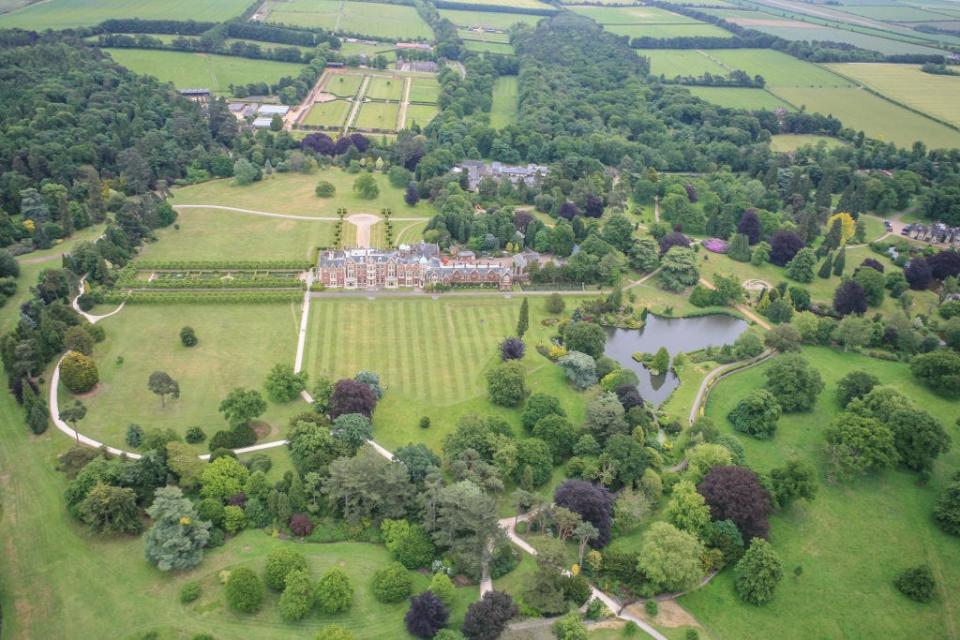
[266,0,432,39]
[491,75,519,128]
[139,207,336,261]
[303,295,592,451]
[404,104,438,129]
[304,99,352,127]
[65,303,303,451]
[170,170,434,218]
[463,39,515,55]
[325,72,365,97]
[0,0,250,28]
[687,87,795,110]
[365,76,405,101]
[825,62,960,127]
[769,134,847,152]
[769,86,960,149]
[683,347,960,640]
[408,77,440,103]
[105,49,304,94]
[355,101,399,130]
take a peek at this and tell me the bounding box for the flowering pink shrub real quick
[703,238,728,254]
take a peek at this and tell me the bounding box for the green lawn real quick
[170,170,434,218]
[687,87,796,111]
[682,346,960,640]
[266,0,433,39]
[338,41,398,60]
[491,75,519,129]
[769,134,847,153]
[64,303,304,451]
[303,295,593,452]
[104,49,304,95]
[303,99,352,128]
[408,77,441,104]
[355,101,400,131]
[404,104,438,129]
[439,8,542,29]
[769,86,960,149]
[463,39,516,54]
[0,0,250,29]
[365,76,404,101]
[325,73,365,97]
[139,207,335,261]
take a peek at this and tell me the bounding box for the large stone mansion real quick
[315,243,535,290]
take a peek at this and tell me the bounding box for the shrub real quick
[499,337,525,361]
[429,572,456,607]
[179,581,201,604]
[225,567,264,613]
[727,390,781,439]
[264,363,308,403]
[316,567,354,613]
[419,416,431,429]
[290,512,314,537]
[486,360,527,407]
[64,325,94,355]
[836,371,880,408]
[185,427,206,444]
[264,548,308,591]
[644,599,658,616]
[934,479,960,536]
[405,591,449,638]
[315,624,355,640]
[546,293,565,314]
[126,423,144,448]
[279,569,314,622]
[371,562,412,603]
[734,538,783,605]
[223,505,246,534]
[180,326,198,347]
[894,565,935,603]
[462,591,517,640]
[316,180,336,197]
[60,351,99,393]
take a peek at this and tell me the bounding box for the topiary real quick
[60,350,99,393]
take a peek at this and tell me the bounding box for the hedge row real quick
[102,291,303,304]
[132,259,311,270]
[119,278,304,290]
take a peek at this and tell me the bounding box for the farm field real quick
[687,86,796,110]
[638,49,727,77]
[170,170,432,218]
[491,75,519,128]
[825,62,960,127]
[458,0,555,8]
[355,100,400,130]
[404,104,439,128]
[770,86,960,148]
[457,27,511,43]
[303,99,352,128]
[365,76,405,101]
[104,49,303,94]
[463,39,516,54]
[302,295,592,451]
[66,303,303,451]
[603,22,733,37]
[835,3,956,20]
[325,72,365,97]
[707,49,851,87]
[0,0,250,29]
[408,76,441,103]
[138,207,335,262]
[683,347,960,640]
[264,0,432,39]
[439,8,543,29]
[569,4,704,23]
[769,133,847,152]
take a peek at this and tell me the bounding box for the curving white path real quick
[71,276,125,324]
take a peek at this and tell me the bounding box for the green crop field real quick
[355,100,400,130]
[825,62,960,127]
[64,303,303,450]
[491,75,519,128]
[770,86,960,148]
[461,0,554,8]
[687,86,796,110]
[139,207,335,262]
[769,134,847,152]
[463,39,516,54]
[408,77,440,103]
[303,295,592,451]
[265,0,432,39]
[365,76,405,101]
[171,169,432,218]
[603,22,734,37]
[439,8,543,29]
[303,99,351,127]
[569,5,702,23]
[683,347,960,640]
[325,73,365,97]
[834,3,952,21]
[104,49,303,94]
[637,49,727,77]
[708,49,851,87]
[404,104,438,128]
[0,0,250,29]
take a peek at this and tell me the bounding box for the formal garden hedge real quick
[102,291,304,304]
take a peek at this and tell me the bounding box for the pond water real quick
[603,314,749,407]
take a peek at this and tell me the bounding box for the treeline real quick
[433,0,556,15]
[639,1,948,64]
[414,0,463,59]
[95,33,316,64]
[96,18,215,35]
[0,40,235,252]
[658,69,765,87]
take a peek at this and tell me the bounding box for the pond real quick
[603,314,749,407]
